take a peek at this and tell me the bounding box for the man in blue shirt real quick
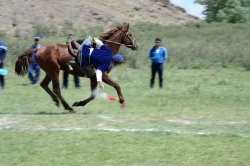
[0,41,7,89]
[149,38,168,88]
[28,36,42,84]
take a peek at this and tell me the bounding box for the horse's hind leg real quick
[73,77,97,107]
[50,72,75,113]
[40,74,60,107]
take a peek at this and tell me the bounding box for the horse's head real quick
[119,23,138,50]
[100,23,138,51]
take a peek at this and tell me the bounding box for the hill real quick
[0,0,199,36]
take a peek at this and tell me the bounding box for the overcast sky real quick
[170,0,205,19]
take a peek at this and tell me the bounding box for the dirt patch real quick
[0,0,199,36]
[0,116,20,129]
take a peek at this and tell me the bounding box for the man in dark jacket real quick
[0,41,7,89]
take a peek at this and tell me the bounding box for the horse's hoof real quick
[73,101,87,107]
[55,102,60,107]
[65,106,75,113]
[72,102,79,107]
[120,103,127,107]
[69,109,76,113]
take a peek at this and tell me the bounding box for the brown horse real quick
[15,23,138,112]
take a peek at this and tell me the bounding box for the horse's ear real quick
[122,22,129,32]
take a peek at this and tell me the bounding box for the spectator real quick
[149,38,168,88]
[62,34,80,89]
[0,41,7,89]
[28,36,42,84]
[62,72,80,89]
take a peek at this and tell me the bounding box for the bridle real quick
[103,29,136,47]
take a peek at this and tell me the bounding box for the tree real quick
[195,0,250,23]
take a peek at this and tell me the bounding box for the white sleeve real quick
[96,69,102,82]
[94,39,104,48]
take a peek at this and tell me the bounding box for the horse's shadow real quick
[19,83,32,86]
[0,111,92,115]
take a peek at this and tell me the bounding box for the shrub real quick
[32,23,57,37]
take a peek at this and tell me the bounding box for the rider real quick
[79,36,113,89]
[67,36,125,88]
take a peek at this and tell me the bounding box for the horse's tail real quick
[15,48,34,76]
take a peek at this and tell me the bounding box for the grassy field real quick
[0,22,250,165]
[0,65,250,165]
[2,22,250,70]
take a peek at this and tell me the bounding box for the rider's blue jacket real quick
[80,44,113,73]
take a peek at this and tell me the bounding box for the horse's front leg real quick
[73,77,97,107]
[102,73,126,107]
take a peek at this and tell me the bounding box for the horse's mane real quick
[99,25,122,40]
[75,25,122,45]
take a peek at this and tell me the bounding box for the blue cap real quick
[34,36,41,41]
[113,54,124,63]
[0,41,8,51]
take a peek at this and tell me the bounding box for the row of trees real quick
[195,0,250,23]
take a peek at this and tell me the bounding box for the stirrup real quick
[68,64,73,71]
[67,61,76,71]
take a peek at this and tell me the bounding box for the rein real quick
[103,40,133,47]
[103,30,135,47]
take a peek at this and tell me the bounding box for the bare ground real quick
[0,0,199,36]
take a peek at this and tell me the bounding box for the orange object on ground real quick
[106,95,118,101]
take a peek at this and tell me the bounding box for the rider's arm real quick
[96,69,102,82]
[96,64,110,89]
[96,69,104,89]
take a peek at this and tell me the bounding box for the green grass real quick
[1,66,250,165]
[2,22,250,70]
[127,22,250,69]
[1,131,249,166]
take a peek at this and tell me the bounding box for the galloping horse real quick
[15,23,138,112]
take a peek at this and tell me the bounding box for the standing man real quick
[0,41,8,89]
[28,36,42,84]
[149,38,168,88]
[62,34,80,89]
